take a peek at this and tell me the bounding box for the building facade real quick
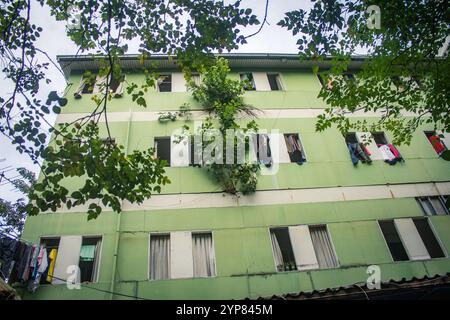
[21,54,450,299]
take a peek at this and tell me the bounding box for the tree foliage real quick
[0,168,36,236]
[279,0,449,145]
[189,58,260,194]
[0,0,259,217]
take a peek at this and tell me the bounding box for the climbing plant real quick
[188,58,260,195]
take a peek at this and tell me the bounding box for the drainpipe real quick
[109,108,132,300]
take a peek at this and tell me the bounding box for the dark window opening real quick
[267,73,281,91]
[270,228,296,272]
[379,220,409,261]
[155,137,171,166]
[79,237,101,283]
[81,75,95,94]
[345,132,358,144]
[39,237,60,284]
[158,75,172,92]
[109,75,124,92]
[413,219,445,258]
[372,132,388,145]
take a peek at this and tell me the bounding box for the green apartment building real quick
[21,54,450,299]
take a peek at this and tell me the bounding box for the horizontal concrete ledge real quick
[43,181,450,213]
[55,108,420,124]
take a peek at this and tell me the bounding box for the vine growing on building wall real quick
[187,58,260,195]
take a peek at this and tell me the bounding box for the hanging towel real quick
[378,144,396,161]
[388,144,401,159]
[80,245,96,261]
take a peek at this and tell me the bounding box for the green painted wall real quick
[22,198,450,300]
[21,65,450,300]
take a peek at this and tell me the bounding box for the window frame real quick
[266,73,284,91]
[148,232,171,281]
[239,72,256,91]
[191,230,217,279]
[79,235,103,284]
[413,218,447,259]
[377,219,410,262]
[417,196,449,216]
[283,132,307,163]
[269,224,339,273]
[157,74,172,92]
[378,218,447,262]
[154,136,171,167]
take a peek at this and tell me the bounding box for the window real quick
[371,132,402,164]
[379,220,409,261]
[379,218,446,261]
[39,237,60,284]
[191,73,201,86]
[109,74,125,97]
[270,228,296,272]
[252,134,272,167]
[270,225,338,272]
[240,73,256,91]
[73,73,96,98]
[78,237,101,283]
[425,131,448,156]
[157,74,172,92]
[416,196,449,216]
[413,219,445,258]
[192,232,216,277]
[345,132,372,164]
[154,137,171,166]
[267,73,282,91]
[149,231,216,280]
[309,226,339,269]
[149,234,170,280]
[283,133,306,163]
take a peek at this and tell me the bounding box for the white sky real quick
[0,0,313,202]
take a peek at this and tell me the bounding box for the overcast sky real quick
[0,0,313,202]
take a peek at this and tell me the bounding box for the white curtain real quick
[150,235,170,280]
[192,233,216,277]
[430,197,447,215]
[270,231,284,271]
[91,239,102,283]
[309,226,338,269]
[418,197,436,216]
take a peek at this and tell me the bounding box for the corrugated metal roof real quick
[57,53,367,79]
[253,273,450,300]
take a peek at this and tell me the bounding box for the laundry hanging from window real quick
[425,131,447,156]
[0,235,54,293]
[345,133,372,165]
[372,132,403,165]
[283,133,306,165]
